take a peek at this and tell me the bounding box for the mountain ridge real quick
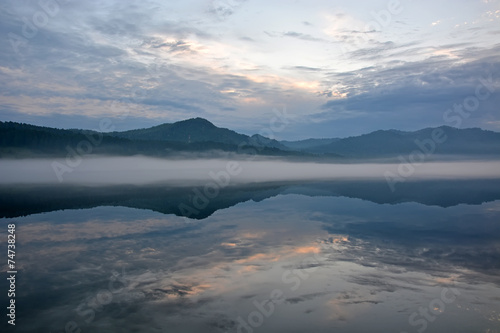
[302,125,500,157]
[1,118,499,159]
[109,117,249,145]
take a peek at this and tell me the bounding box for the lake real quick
[1,176,500,332]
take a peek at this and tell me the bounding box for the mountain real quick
[0,120,299,158]
[300,126,500,157]
[108,118,292,151]
[280,138,340,151]
[1,119,499,159]
[108,117,248,145]
[248,134,291,151]
[0,121,128,156]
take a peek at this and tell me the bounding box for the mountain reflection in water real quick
[1,179,499,332]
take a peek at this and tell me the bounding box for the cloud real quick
[289,66,325,72]
[1,0,500,137]
[313,48,500,134]
[282,31,326,42]
[208,0,247,20]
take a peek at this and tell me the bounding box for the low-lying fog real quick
[1,156,500,185]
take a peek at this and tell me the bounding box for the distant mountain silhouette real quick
[108,117,248,145]
[109,118,292,150]
[0,119,298,158]
[296,126,500,157]
[248,134,290,151]
[280,138,340,151]
[2,179,500,219]
[1,119,499,158]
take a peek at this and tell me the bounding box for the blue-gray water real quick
[1,180,500,332]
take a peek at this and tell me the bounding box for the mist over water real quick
[2,157,500,333]
[1,156,500,185]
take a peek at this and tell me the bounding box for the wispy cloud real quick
[0,0,499,138]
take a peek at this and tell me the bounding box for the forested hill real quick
[0,120,296,158]
[1,119,499,159]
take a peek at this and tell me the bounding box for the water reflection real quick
[1,183,499,332]
[3,178,500,218]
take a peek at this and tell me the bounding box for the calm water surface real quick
[1,181,500,332]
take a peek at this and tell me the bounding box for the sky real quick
[0,0,499,139]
